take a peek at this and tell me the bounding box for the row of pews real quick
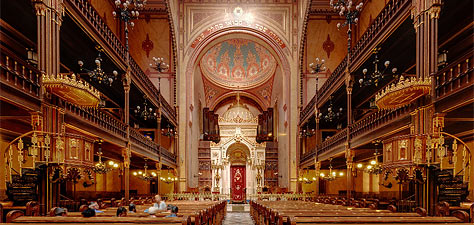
[250,200,469,224]
[4,200,226,225]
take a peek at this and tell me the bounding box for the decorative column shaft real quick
[123,75,131,202]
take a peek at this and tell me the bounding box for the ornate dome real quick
[200,39,277,89]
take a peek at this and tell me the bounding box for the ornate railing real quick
[349,0,411,66]
[300,94,317,123]
[349,105,411,139]
[159,92,177,122]
[67,0,127,62]
[130,128,159,155]
[65,102,127,139]
[318,128,347,155]
[0,48,41,99]
[248,193,313,201]
[318,55,347,103]
[165,193,229,201]
[160,146,177,164]
[435,52,473,99]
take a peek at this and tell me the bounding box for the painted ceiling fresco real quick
[200,39,277,90]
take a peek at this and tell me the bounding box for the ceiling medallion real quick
[42,74,100,107]
[233,7,243,17]
[375,76,431,109]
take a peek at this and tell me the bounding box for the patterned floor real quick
[222,212,254,225]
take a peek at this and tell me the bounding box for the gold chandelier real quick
[375,76,431,109]
[42,73,101,107]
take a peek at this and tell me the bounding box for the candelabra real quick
[160,174,178,184]
[330,0,363,54]
[298,176,316,184]
[78,47,118,86]
[309,58,327,74]
[318,96,343,123]
[150,57,169,73]
[134,96,157,120]
[300,128,315,138]
[93,140,118,174]
[359,48,398,87]
[321,158,337,181]
[112,0,147,51]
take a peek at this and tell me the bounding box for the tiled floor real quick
[222,212,254,225]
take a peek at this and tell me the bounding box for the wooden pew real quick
[287,216,463,224]
[10,215,191,224]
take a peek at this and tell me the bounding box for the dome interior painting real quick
[200,38,277,90]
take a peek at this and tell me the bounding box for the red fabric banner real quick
[231,166,246,202]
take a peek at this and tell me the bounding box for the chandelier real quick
[160,176,178,184]
[161,124,176,137]
[321,158,337,181]
[133,159,157,181]
[318,96,343,123]
[112,0,146,27]
[359,48,398,87]
[298,176,317,184]
[93,140,117,174]
[150,57,170,73]
[300,124,315,138]
[78,47,118,86]
[364,141,383,174]
[134,96,157,120]
[331,0,363,52]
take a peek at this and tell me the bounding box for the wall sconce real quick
[438,50,448,68]
[26,48,38,66]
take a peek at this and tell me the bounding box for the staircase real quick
[435,169,469,207]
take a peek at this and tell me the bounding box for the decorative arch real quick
[211,91,266,111]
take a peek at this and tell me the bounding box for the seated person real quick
[128,203,137,213]
[81,208,96,218]
[153,194,167,210]
[89,202,104,213]
[54,207,67,216]
[166,205,178,217]
[116,206,127,217]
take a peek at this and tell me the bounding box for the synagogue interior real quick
[0,0,473,224]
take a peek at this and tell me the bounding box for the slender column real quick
[156,162,161,194]
[345,149,354,200]
[123,74,131,202]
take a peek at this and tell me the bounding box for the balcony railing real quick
[318,128,347,155]
[300,93,317,123]
[160,146,177,164]
[349,0,411,66]
[130,128,160,155]
[318,55,347,104]
[349,105,411,139]
[0,48,41,99]
[66,0,176,120]
[300,150,316,165]
[68,0,127,62]
[435,52,473,100]
[65,102,127,139]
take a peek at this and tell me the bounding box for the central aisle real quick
[223,203,254,225]
[222,212,254,225]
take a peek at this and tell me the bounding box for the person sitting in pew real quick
[89,202,104,213]
[81,208,96,218]
[153,194,167,210]
[166,205,178,218]
[145,206,159,217]
[128,203,137,213]
[54,207,67,216]
[116,206,127,217]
